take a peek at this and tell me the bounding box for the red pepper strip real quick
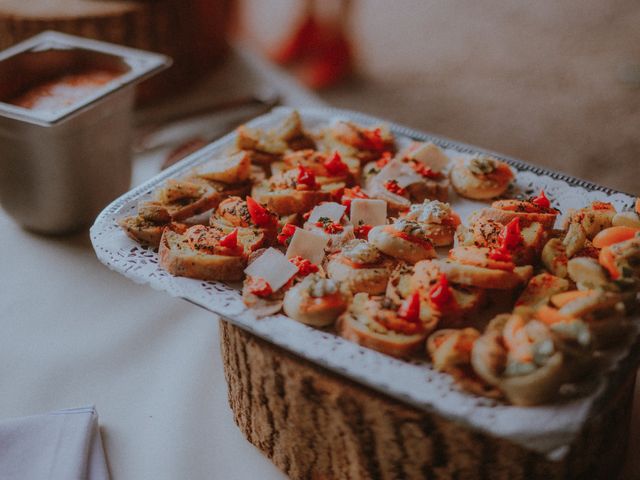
[384,180,407,196]
[219,228,238,248]
[323,151,349,176]
[246,196,276,228]
[488,247,513,263]
[362,127,385,151]
[398,291,421,323]
[249,278,273,297]
[429,274,454,308]
[277,223,297,246]
[354,224,372,240]
[297,164,317,189]
[289,255,319,276]
[532,190,551,209]
[592,201,615,211]
[499,217,522,251]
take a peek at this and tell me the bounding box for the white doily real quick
[91,107,638,458]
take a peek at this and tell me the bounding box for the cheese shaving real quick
[307,202,347,224]
[375,158,423,188]
[286,228,329,265]
[244,248,298,292]
[350,199,388,227]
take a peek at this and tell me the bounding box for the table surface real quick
[1,46,638,480]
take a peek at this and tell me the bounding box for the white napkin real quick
[0,406,109,480]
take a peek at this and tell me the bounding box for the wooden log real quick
[220,319,633,480]
[0,0,233,101]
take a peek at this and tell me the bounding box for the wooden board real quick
[220,319,633,480]
[0,0,232,101]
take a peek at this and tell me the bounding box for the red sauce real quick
[9,69,123,112]
[323,151,349,176]
[429,274,454,309]
[277,223,297,246]
[289,256,319,276]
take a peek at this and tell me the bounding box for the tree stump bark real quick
[220,320,633,480]
[0,0,233,101]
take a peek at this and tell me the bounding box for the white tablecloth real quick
[0,212,288,479]
[1,46,638,480]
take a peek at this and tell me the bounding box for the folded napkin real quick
[0,406,109,480]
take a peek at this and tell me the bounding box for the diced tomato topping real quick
[249,278,273,297]
[277,223,297,246]
[531,190,551,209]
[412,162,440,179]
[219,228,238,248]
[316,219,344,234]
[376,151,393,167]
[323,151,349,176]
[398,292,421,323]
[297,164,317,189]
[384,180,407,196]
[362,127,386,151]
[498,218,522,251]
[246,196,276,228]
[429,274,454,308]
[591,201,615,211]
[354,224,373,240]
[395,230,433,248]
[340,186,369,211]
[488,247,513,263]
[330,186,346,203]
[289,255,319,276]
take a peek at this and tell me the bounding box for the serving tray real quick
[91,107,638,458]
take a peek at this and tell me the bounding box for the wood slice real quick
[220,319,633,480]
[0,0,233,101]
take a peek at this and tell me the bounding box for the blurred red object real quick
[268,0,353,89]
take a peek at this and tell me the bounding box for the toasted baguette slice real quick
[409,261,486,326]
[336,295,427,358]
[541,238,568,278]
[456,220,546,265]
[433,259,532,290]
[326,256,393,295]
[471,202,557,229]
[193,151,251,184]
[515,273,570,310]
[118,216,166,248]
[158,229,246,281]
[252,182,330,216]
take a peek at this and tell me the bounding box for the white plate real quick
[91,107,638,458]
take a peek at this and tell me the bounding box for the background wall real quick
[243,0,640,195]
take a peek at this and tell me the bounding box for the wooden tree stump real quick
[0,0,233,101]
[220,320,633,480]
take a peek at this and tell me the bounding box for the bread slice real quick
[472,201,558,229]
[423,259,532,290]
[158,228,246,281]
[252,182,330,216]
[326,255,394,295]
[192,151,251,184]
[118,216,166,248]
[336,294,427,358]
[514,273,570,310]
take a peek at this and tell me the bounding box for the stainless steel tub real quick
[0,31,170,234]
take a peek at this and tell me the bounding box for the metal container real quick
[0,31,170,234]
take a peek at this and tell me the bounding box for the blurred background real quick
[1,0,638,194]
[241,0,640,195]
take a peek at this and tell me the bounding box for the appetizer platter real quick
[91,107,640,461]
